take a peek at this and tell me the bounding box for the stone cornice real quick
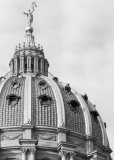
[57,127,69,133]
[68,131,86,140]
[57,141,77,151]
[19,139,38,146]
[22,124,35,130]
[35,126,57,133]
[0,126,22,132]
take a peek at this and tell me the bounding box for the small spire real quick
[19,43,21,49]
[23,42,25,48]
[34,42,35,46]
[38,44,40,50]
[15,46,18,51]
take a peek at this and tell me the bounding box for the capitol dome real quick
[0,6,112,160]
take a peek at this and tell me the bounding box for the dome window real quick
[90,110,99,123]
[68,100,80,113]
[6,94,20,106]
[39,80,48,90]
[65,83,71,93]
[11,79,20,89]
[38,95,52,106]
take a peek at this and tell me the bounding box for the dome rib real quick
[42,76,65,127]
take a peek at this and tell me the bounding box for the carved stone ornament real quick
[11,79,20,89]
[36,134,57,141]
[6,94,20,106]
[39,79,48,90]
[64,83,72,94]
[1,133,23,141]
[67,136,85,148]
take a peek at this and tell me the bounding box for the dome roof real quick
[0,73,109,148]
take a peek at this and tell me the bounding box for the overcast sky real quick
[0,0,113,158]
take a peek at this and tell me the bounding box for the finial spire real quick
[23,2,37,26]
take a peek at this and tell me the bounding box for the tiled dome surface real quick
[57,82,86,135]
[0,76,25,126]
[32,77,58,127]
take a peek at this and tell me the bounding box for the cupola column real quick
[27,56,32,72]
[20,56,24,73]
[14,57,18,75]
[40,58,44,74]
[34,57,39,73]
[44,60,48,76]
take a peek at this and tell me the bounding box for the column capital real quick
[29,148,36,154]
[21,148,28,154]
[69,152,76,158]
[59,150,68,157]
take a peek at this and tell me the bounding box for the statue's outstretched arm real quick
[23,12,28,16]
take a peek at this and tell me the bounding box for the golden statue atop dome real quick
[23,2,37,26]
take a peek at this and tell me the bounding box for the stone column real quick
[21,148,27,160]
[30,148,36,160]
[20,57,24,73]
[59,150,68,160]
[34,57,39,73]
[69,152,76,160]
[27,56,32,72]
[40,59,44,74]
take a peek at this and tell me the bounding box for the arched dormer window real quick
[68,100,80,113]
[38,95,52,106]
[6,94,20,106]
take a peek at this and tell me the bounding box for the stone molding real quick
[1,133,23,141]
[36,133,57,141]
